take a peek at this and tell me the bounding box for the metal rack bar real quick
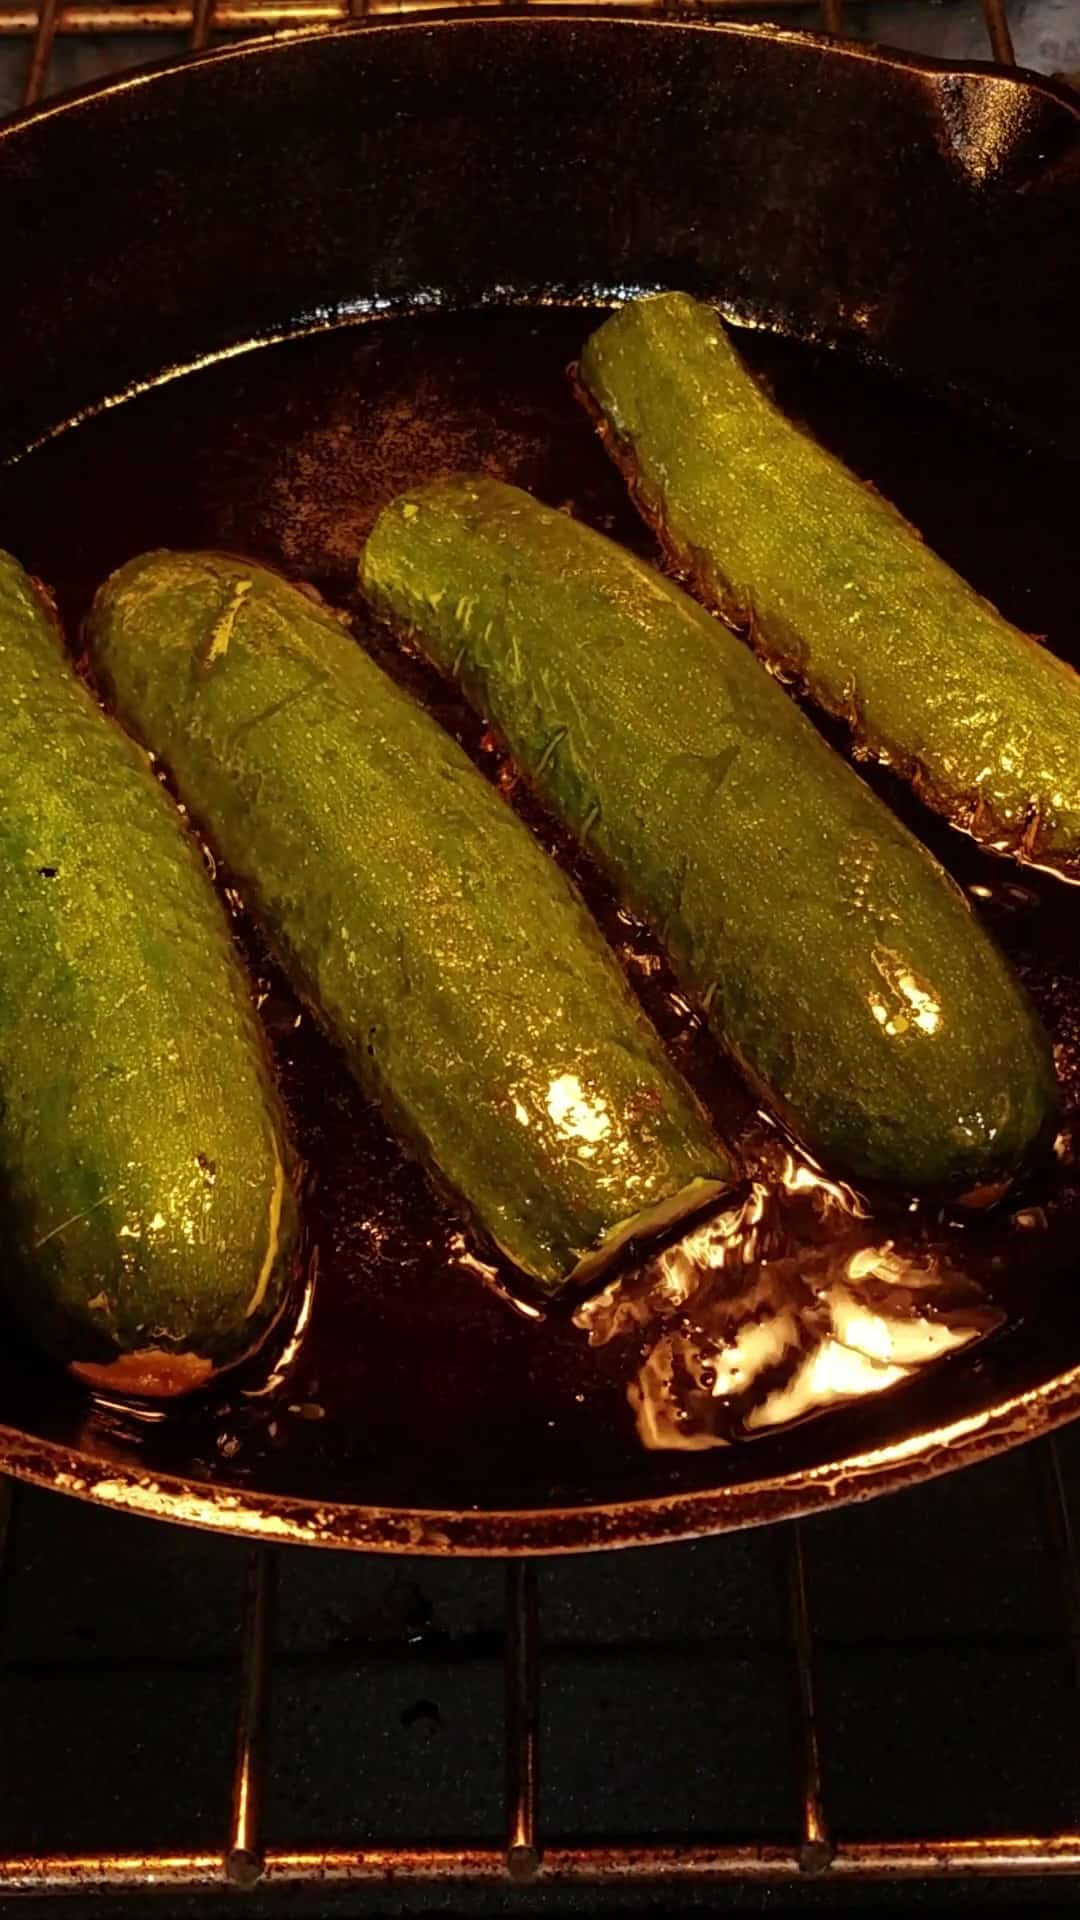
[1,1834,1079,1891]
[979,0,1015,63]
[505,1561,540,1882]
[20,0,60,106]
[190,0,215,47]
[0,0,989,37]
[781,1525,831,1873]
[226,1549,275,1889]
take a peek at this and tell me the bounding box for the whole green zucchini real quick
[0,551,298,1396]
[88,553,730,1293]
[577,290,1080,876]
[360,476,1058,1193]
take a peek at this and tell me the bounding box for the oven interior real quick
[1,0,1080,1907]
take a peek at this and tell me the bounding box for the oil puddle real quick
[576,1139,1005,1450]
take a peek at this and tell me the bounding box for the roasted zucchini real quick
[0,551,298,1395]
[361,476,1058,1192]
[89,552,730,1293]
[577,290,1080,876]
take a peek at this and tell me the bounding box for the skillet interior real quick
[1,19,1079,1553]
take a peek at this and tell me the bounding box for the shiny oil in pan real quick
[0,303,1078,1523]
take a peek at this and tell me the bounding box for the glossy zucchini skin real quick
[0,551,298,1396]
[89,553,730,1295]
[361,476,1058,1193]
[577,291,1080,877]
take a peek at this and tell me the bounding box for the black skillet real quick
[1,16,1079,1553]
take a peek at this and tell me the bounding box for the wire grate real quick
[0,1436,1078,1892]
[2,0,1077,1891]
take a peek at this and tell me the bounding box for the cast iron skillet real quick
[1,16,1080,1555]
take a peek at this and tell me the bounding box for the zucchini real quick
[577,291,1080,876]
[88,553,730,1294]
[360,476,1058,1192]
[0,551,298,1396]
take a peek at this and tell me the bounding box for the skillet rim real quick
[2,12,1079,142]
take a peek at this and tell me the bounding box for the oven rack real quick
[0,1431,1079,1896]
[0,0,1018,108]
